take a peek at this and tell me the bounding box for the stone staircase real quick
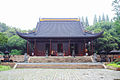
[28,56,92,63]
[15,63,104,69]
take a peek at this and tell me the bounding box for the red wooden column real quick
[91,40,94,55]
[68,40,70,56]
[34,39,37,56]
[79,42,81,56]
[27,40,29,55]
[84,39,86,56]
[88,41,91,56]
[50,39,52,56]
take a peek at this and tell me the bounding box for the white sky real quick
[0,0,114,30]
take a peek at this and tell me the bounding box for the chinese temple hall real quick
[17,18,103,56]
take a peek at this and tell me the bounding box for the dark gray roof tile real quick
[17,18,103,39]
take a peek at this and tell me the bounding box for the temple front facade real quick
[17,18,103,56]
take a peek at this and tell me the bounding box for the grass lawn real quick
[107,63,120,68]
[0,65,11,71]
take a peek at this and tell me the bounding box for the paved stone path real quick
[0,69,120,80]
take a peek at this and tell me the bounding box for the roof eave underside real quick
[16,31,104,40]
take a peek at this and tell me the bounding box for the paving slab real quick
[0,69,120,80]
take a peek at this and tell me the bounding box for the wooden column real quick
[50,39,51,56]
[79,42,81,56]
[27,40,29,55]
[68,40,70,56]
[84,39,86,55]
[91,40,93,55]
[89,41,91,56]
[34,39,36,56]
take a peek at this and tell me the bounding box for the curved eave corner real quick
[16,30,29,40]
[93,31,104,38]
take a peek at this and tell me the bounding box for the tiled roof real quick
[17,18,103,39]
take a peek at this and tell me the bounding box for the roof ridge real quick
[40,18,80,21]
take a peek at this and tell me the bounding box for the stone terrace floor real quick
[0,69,120,80]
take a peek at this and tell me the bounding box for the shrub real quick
[10,49,22,55]
[114,58,120,63]
[0,53,4,55]
[0,65,11,71]
[110,62,115,64]
[116,62,120,65]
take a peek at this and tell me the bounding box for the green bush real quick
[114,58,120,63]
[0,53,4,55]
[0,65,11,71]
[107,63,120,68]
[10,49,22,55]
[110,62,115,64]
[116,62,120,65]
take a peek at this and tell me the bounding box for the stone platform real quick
[28,56,92,63]
[14,56,104,69]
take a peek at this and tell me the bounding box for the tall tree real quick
[0,33,8,45]
[98,16,101,22]
[112,0,120,20]
[81,16,85,26]
[0,23,9,32]
[93,14,97,24]
[112,0,120,49]
[7,35,26,53]
[85,17,89,26]
[106,15,109,22]
[111,19,113,22]
[102,14,105,21]
[112,0,120,34]
[86,22,118,52]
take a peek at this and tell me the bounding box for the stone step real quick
[28,56,92,63]
[15,63,104,69]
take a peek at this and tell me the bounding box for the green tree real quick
[0,22,29,53]
[93,14,97,24]
[112,0,120,33]
[102,14,105,21]
[112,0,120,49]
[0,33,8,45]
[112,0,120,20]
[81,16,85,26]
[0,23,9,32]
[106,15,109,22]
[86,22,119,53]
[98,16,101,22]
[7,35,26,54]
[10,49,22,55]
[85,17,89,26]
